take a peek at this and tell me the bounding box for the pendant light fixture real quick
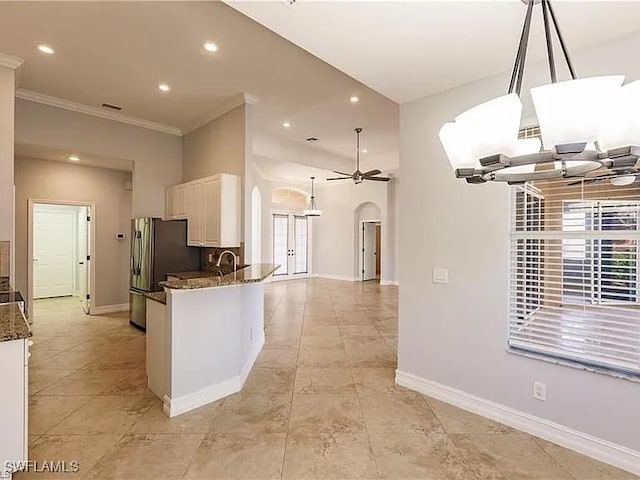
[439,0,640,185]
[304,176,322,217]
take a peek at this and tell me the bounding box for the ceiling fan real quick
[327,128,390,184]
[568,167,640,186]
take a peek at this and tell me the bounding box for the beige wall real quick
[182,105,246,181]
[14,157,132,309]
[15,99,182,217]
[0,65,16,279]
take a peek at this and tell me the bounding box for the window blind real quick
[509,160,640,376]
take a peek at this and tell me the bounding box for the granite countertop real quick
[144,291,167,305]
[0,303,32,342]
[166,270,222,280]
[160,263,280,290]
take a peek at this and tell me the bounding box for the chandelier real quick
[439,0,640,184]
[303,176,322,217]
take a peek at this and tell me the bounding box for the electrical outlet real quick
[533,381,546,402]
[208,253,213,263]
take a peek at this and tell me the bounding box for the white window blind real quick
[509,170,640,375]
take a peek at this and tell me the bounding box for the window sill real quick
[507,347,640,384]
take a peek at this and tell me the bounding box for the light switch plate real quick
[432,267,448,284]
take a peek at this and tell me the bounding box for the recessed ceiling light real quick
[158,84,171,92]
[68,155,80,162]
[37,44,54,55]
[350,96,359,103]
[361,149,368,153]
[204,42,218,53]
[283,121,291,128]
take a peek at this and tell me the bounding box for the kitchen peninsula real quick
[144,264,279,417]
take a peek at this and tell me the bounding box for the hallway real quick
[18,280,635,479]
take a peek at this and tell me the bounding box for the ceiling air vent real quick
[101,102,122,111]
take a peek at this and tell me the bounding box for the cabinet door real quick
[185,182,203,246]
[165,186,176,219]
[175,185,187,219]
[203,177,221,247]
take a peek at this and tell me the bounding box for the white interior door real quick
[273,213,310,278]
[77,207,90,313]
[34,207,75,298]
[362,222,377,281]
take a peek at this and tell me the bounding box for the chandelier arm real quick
[541,0,557,83]
[514,0,535,96]
[546,0,577,80]
[508,2,533,94]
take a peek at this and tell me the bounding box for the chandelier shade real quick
[438,0,639,185]
[599,79,640,151]
[530,75,625,150]
[304,176,322,217]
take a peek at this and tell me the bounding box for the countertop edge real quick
[159,264,280,291]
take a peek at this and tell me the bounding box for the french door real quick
[273,213,310,278]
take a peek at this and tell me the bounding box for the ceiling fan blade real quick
[362,169,382,177]
[365,176,391,182]
[333,170,353,177]
[567,178,600,186]
[326,177,352,181]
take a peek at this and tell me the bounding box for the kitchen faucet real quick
[216,250,238,272]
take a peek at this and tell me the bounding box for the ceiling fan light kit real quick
[439,0,640,185]
[303,176,322,217]
[327,128,391,184]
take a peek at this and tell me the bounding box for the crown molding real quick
[183,91,260,135]
[15,89,183,136]
[0,53,24,69]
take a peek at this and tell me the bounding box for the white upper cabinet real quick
[167,173,241,248]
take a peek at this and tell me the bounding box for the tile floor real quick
[16,280,637,479]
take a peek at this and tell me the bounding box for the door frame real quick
[28,199,96,319]
[359,219,381,282]
[270,210,313,282]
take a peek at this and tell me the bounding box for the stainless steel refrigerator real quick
[129,218,200,330]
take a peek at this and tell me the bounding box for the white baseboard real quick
[162,335,265,418]
[90,303,129,315]
[395,370,640,476]
[163,377,241,418]
[313,274,357,282]
[380,280,399,286]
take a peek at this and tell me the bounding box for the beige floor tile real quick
[345,342,396,367]
[370,432,478,480]
[49,395,155,434]
[301,324,341,337]
[289,393,365,434]
[451,432,574,479]
[359,392,443,434]
[211,393,292,433]
[28,395,92,435]
[28,369,76,395]
[350,366,405,394]
[244,367,296,394]
[300,334,344,350]
[426,397,513,434]
[282,432,378,479]
[14,434,122,479]
[255,348,299,369]
[83,433,204,480]
[535,438,639,479]
[29,349,96,371]
[130,399,223,434]
[297,346,349,367]
[294,367,356,394]
[37,369,130,396]
[184,432,286,479]
[101,367,152,396]
[339,325,381,337]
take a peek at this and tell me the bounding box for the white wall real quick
[15,99,182,217]
[15,157,132,309]
[0,64,16,281]
[312,180,398,284]
[398,31,640,461]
